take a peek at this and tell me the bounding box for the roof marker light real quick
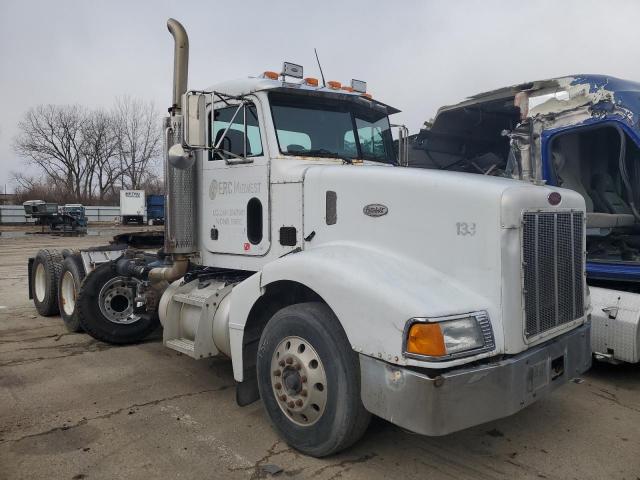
[361,93,372,99]
[263,71,279,80]
[341,86,354,92]
[327,80,341,89]
[304,77,319,86]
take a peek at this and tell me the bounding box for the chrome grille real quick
[522,211,584,339]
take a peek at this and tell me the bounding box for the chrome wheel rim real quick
[60,271,76,316]
[34,263,46,302]
[270,336,328,427]
[98,277,141,325]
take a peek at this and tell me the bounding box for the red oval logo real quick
[548,191,562,206]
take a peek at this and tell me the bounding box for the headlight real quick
[404,312,494,360]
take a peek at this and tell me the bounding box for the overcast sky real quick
[2,0,640,192]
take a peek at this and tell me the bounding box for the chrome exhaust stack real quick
[167,18,189,114]
[163,18,198,261]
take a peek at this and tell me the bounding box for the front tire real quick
[57,255,86,332]
[257,302,370,457]
[76,262,159,344]
[32,249,63,316]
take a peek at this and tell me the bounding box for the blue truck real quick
[146,194,165,225]
[410,75,640,364]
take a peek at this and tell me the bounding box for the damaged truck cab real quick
[411,75,640,364]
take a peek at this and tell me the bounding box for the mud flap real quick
[236,372,260,406]
[27,257,34,299]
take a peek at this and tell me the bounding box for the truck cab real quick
[162,65,592,451]
[410,75,640,364]
[194,75,397,269]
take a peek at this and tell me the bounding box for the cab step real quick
[166,337,196,356]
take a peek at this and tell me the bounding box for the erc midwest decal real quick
[209,179,263,227]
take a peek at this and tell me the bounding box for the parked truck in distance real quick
[120,189,146,225]
[27,20,592,457]
[23,200,87,233]
[146,194,165,225]
[410,75,640,364]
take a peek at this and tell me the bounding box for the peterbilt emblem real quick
[363,204,388,217]
[547,191,562,206]
[209,179,218,200]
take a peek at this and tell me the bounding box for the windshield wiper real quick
[288,148,354,164]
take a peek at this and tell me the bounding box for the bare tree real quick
[82,109,121,201]
[13,105,91,199]
[13,98,164,205]
[113,96,162,189]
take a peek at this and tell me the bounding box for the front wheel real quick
[256,302,370,457]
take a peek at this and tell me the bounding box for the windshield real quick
[269,92,395,163]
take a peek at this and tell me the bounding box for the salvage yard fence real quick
[0,205,121,224]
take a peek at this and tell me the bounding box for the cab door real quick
[200,97,270,256]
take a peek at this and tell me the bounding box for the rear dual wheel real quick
[32,249,63,316]
[57,255,86,332]
[257,302,370,457]
[76,262,159,344]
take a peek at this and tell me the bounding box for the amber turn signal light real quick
[406,323,447,357]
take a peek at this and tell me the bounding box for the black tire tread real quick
[257,301,370,457]
[57,254,86,332]
[32,249,63,316]
[76,262,158,345]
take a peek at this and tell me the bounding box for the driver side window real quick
[209,103,263,160]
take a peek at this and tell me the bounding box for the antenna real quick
[314,48,326,87]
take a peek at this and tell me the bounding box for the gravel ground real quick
[0,227,639,480]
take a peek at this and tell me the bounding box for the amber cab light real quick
[263,71,279,80]
[304,77,319,86]
[406,323,447,357]
[327,80,341,89]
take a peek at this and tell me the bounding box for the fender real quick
[228,242,503,381]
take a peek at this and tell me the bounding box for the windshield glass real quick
[269,92,395,163]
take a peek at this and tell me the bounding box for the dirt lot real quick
[0,227,639,480]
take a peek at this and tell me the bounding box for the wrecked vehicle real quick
[410,75,640,364]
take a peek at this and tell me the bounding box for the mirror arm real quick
[214,103,244,149]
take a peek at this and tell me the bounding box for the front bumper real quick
[359,322,591,436]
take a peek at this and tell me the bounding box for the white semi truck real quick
[27,19,591,457]
[120,189,146,224]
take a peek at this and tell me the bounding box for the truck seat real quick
[553,152,593,211]
[553,152,634,228]
[590,173,635,227]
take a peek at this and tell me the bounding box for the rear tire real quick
[256,302,370,457]
[32,249,63,316]
[57,255,86,332]
[76,262,159,344]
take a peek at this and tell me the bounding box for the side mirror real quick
[182,91,210,149]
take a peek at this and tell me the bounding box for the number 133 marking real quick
[456,222,476,236]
